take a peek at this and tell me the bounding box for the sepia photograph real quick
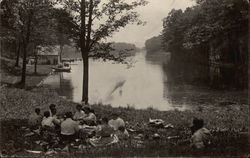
[0,0,249,157]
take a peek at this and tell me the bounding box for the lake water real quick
[43,51,189,111]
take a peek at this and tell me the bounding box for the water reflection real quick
[43,51,188,111]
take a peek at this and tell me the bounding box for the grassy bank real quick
[0,57,52,87]
[0,86,248,130]
[0,85,249,157]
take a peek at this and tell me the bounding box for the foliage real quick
[145,35,163,53]
[0,0,18,42]
[1,0,57,46]
[183,0,248,49]
[0,1,72,56]
[90,42,138,61]
[51,8,74,54]
[161,0,248,88]
[57,0,147,60]
[162,0,248,50]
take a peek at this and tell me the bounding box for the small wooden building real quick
[37,46,59,65]
[37,54,58,65]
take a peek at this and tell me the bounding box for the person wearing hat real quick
[190,118,211,149]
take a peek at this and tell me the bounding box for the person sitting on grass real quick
[97,117,114,137]
[28,108,43,130]
[49,104,56,117]
[73,104,86,121]
[108,113,125,131]
[82,107,97,126]
[51,108,59,118]
[50,108,62,133]
[61,112,79,147]
[41,111,61,150]
[190,118,211,149]
[115,126,129,141]
[41,111,61,128]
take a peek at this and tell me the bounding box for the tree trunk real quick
[248,1,250,95]
[34,52,38,74]
[20,9,32,88]
[59,45,63,63]
[81,0,93,104]
[248,1,250,145]
[15,40,21,67]
[82,49,89,104]
[80,0,87,103]
[20,41,27,87]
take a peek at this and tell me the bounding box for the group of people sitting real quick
[28,104,129,149]
[28,104,211,151]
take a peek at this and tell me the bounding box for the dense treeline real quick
[145,36,163,53]
[161,0,248,89]
[61,42,138,59]
[110,42,138,58]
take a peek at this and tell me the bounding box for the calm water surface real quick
[43,51,188,111]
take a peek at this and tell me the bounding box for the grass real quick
[0,86,249,157]
[0,57,52,87]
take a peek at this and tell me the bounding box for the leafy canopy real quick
[57,0,148,60]
[162,0,248,51]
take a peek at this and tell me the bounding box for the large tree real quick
[1,0,57,87]
[59,0,147,104]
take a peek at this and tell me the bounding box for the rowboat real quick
[52,62,71,72]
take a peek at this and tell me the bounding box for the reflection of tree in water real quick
[145,51,170,65]
[161,62,207,105]
[161,62,182,105]
[162,60,209,85]
[56,73,74,100]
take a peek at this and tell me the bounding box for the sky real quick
[107,0,195,48]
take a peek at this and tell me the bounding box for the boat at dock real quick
[52,62,71,72]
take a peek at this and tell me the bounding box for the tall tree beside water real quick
[58,0,148,104]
